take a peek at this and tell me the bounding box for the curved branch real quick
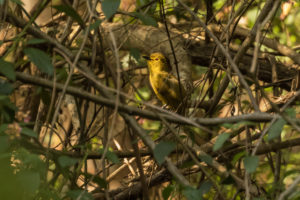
[15,72,277,126]
[4,11,298,92]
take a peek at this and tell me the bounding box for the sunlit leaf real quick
[283,169,300,179]
[221,123,233,129]
[135,87,151,101]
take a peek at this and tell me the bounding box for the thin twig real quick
[278,175,300,200]
[176,0,260,112]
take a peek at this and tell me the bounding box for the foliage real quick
[0,0,299,199]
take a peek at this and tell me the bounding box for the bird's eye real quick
[155,58,159,61]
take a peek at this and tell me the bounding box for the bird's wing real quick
[155,73,186,108]
[162,73,186,99]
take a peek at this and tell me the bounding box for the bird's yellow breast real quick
[145,53,186,110]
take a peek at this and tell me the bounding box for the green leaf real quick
[213,133,230,151]
[98,149,120,164]
[130,48,141,61]
[286,108,296,118]
[102,0,120,19]
[0,95,9,101]
[56,67,68,82]
[288,190,300,200]
[0,135,9,152]
[21,127,37,138]
[198,181,212,195]
[53,5,84,28]
[267,117,286,141]
[221,176,235,185]
[221,123,233,129]
[0,59,16,81]
[243,156,259,173]
[283,169,300,178]
[89,19,102,31]
[162,185,174,200]
[183,186,203,200]
[222,121,254,129]
[9,0,23,5]
[153,141,176,165]
[231,151,246,165]
[0,96,17,123]
[0,123,8,134]
[193,66,208,75]
[67,190,93,200]
[40,88,51,106]
[18,149,45,170]
[133,12,158,27]
[58,156,78,168]
[91,176,107,188]
[106,150,120,164]
[26,38,47,45]
[24,48,53,75]
[0,81,14,95]
[17,171,40,197]
[199,154,213,165]
[135,87,151,101]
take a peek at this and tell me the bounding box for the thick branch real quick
[15,72,278,126]
[4,12,298,91]
[189,41,296,90]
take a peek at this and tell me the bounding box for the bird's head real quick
[143,52,172,72]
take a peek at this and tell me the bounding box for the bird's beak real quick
[142,55,150,60]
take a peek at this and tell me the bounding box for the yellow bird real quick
[143,53,186,111]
